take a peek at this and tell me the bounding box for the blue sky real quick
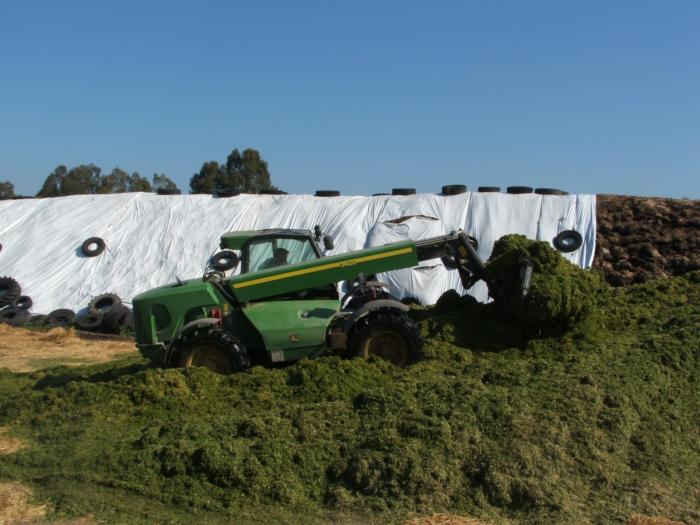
[0,1,698,198]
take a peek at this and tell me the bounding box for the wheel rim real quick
[189,343,232,374]
[360,330,409,366]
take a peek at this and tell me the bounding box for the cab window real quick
[246,238,318,273]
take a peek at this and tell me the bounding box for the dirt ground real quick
[594,195,700,285]
[0,325,137,373]
[401,515,493,525]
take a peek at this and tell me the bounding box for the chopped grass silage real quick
[0,272,699,524]
[485,234,608,326]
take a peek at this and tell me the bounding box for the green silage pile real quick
[485,234,607,325]
[0,272,699,524]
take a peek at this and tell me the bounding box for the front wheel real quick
[177,328,250,374]
[348,311,423,367]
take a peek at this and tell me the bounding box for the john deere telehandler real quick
[133,227,523,373]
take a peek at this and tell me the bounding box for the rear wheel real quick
[177,328,249,374]
[348,311,422,366]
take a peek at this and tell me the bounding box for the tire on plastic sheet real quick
[0,306,29,327]
[81,237,106,257]
[12,295,32,310]
[88,293,122,315]
[76,311,104,331]
[0,277,21,307]
[47,309,76,327]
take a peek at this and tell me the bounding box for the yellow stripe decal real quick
[232,247,414,289]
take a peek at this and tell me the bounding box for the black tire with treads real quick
[76,311,104,331]
[47,309,76,327]
[0,277,20,307]
[347,310,423,366]
[441,184,467,195]
[507,186,534,194]
[535,188,569,195]
[0,307,29,326]
[88,293,122,315]
[100,304,130,332]
[81,237,106,257]
[11,295,32,310]
[553,230,583,253]
[175,328,250,374]
[118,308,134,331]
[210,250,239,271]
[478,186,500,193]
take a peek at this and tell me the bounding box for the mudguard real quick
[342,299,409,333]
[165,317,220,365]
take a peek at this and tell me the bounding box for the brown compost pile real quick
[594,195,700,285]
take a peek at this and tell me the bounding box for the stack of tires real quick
[0,277,32,326]
[73,294,134,334]
[0,283,134,334]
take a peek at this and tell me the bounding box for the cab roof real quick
[220,229,313,250]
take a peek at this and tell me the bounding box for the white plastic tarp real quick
[0,192,596,313]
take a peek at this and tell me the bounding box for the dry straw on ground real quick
[0,325,136,373]
[0,429,25,456]
[0,482,46,525]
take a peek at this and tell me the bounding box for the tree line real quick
[0,148,278,199]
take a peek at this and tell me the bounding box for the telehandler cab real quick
[133,226,519,373]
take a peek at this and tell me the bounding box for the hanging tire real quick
[215,188,240,198]
[0,277,21,307]
[348,310,423,367]
[441,184,467,195]
[535,188,569,195]
[88,293,122,314]
[507,186,533,194]
[553,230,583,253]
[315,190,341,197]
[477,186,500,193]
[47,309,76,327]
[209,250,239,271]
[76,311,104,331]
[177,328,250,374]
[157,188,181,195]
[0,307,29,327]
[11,295,32,310]
[81,237,105,257]
[392,188,416,196]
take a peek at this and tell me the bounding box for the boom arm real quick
[415,231,487,289]
[227,230,489,302]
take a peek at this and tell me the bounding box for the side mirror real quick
[324,235,334,251]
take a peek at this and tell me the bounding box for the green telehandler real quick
[132,226,529,373]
